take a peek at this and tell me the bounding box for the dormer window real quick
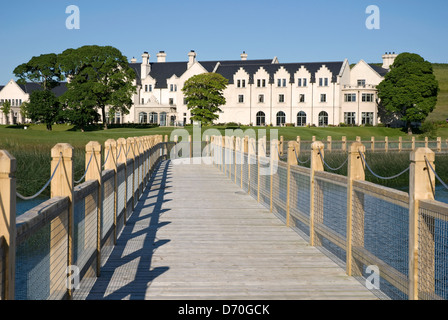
[319,78,329,87]
[357,79,366,86]
[277,79,287,87]
[298,78,307,87]
[237,80,246,88]
[170,84,177,92]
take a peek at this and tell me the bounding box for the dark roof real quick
[149,62,188,89]
[214,61,344,84]
[132,58,344,88]
[0,86,4,91]
[18,82,67,97]
[369,64,389,77]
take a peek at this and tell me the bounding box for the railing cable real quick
[293,146,311,165]
[16,154,62,201]
[74,153,93,184]
[318,151,348,171]
[359,150,410,180]
[425,156,448,190]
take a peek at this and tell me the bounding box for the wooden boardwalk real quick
[74,160,377,300]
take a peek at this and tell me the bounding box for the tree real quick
[58,45,136,129]
[26,90,63,130]
[377,52,439,134]
[182,73,228,125]
[13,53,64,130]
[1,100,11,124]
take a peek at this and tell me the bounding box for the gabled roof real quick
[18,82,67,97]
[368,64,389,77]
[149,62,188,89]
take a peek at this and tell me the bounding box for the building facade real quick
[0,51,396,126]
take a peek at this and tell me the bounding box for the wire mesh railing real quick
[0,135,167,300]
[210,135,448,300]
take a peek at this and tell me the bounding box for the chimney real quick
[157,51,166,63]
[188,50,197,69]
[382,52,398,70]
[141,52,151,80]
[241,51,248,61]
[131,57,137,63]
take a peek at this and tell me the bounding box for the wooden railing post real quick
[279,136,284,156]
[126,137,135,210]
[385,136,389,152]
[412,137,416,151]
[0,150,16,300]
[50,143,74,297]
[248,138,256,194]
[327,136,332,152]
[104,139,118,245]
[117,138,127,223]
[310,141,324,246]
[286,141,299,227]
[270,139,279,213]
[399,137,403,152]
[85,141,102,277]
[409,147,435,300]
[296,136,301,152]
[235,137,240,183]
[342,136,346,152]
[371,136,375,152]
[437,137,441,152]
[346,142,366,276]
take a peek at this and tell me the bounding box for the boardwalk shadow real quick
[84,160,172,300]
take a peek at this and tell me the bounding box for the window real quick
[319,78,329,87]
[276,111,286,126]
[298,78,307,87]
[184,97,188,105]
[115,112,121,124]
[258,94,264,103]
[145,85,148,92]
[237,80,241,88]
[277,79,287,87]
[149,84,153,92]
[344,93,357,102]
[256,111,265,126]
[299,94,305,103]
[297,111,306,127]
[238,95,244,103]
[357,79,366,86]
[170,84,176,92]
[362,93,374,102]
[149,112,158,124]
[362,112,374,125]
[279,94,285,103]
[262,79,266,87]
[318,111,328,127]
[141,98,145,104]
[257,79,267,87]
[169,98,174,105]
[242,80,246,88]
[139,112,148,123]
[320,94,327,103]
[344,112,356,125]
[237,80,246,88]
[160,112,167,126]
[257,79,261,87]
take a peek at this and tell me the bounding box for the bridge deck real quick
[74,160,377,300]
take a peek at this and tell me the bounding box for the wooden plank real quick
[73,161,377,300]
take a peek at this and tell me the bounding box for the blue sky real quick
[0,0,446,84]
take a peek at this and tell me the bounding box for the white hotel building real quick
[0,51,397,127]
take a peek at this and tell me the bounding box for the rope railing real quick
[102,149,110,169]
[74,153,93,185]
[116,145,122,162]
[425,156,448,190]
[359,150,410,180]
[16,154,62,201]
[318,151,348,171]
[293,146,311,165]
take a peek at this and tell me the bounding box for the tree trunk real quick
[407,122,412,135]
[101,107,108,130]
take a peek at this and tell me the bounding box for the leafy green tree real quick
[182,73,228,125]
[13,53,64,130]
[14,53,63,90]
[1,100,11,124]
[26,90,63,131]
[377,52,439,134]
[58,45,136,129]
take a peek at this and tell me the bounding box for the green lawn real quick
[427,63,448,122]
